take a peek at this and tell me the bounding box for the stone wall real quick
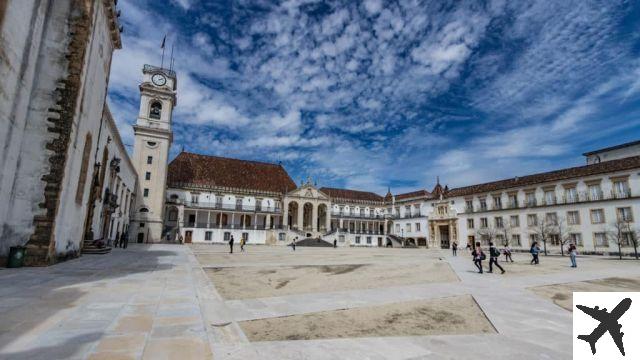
[0,0,123,265]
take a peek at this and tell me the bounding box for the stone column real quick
[231,213,235,229]
[325,206,331,232]
[266,214,271,229]
[282,201,289,228]
[207,211,211,228]
[297,202,304,230]
[312,203,318,232]
[254,214,258,230]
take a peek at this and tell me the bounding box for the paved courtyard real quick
[1,244,640,359]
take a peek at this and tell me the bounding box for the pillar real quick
[283,201,289,227]
[207,211,211,228]
[297,203,304,230]
[231,213,235,229]
[266,214,271,229]
[312,203,318,232]
[325,205,331,232]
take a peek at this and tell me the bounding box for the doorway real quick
[137,232,144,243]
[377,237,382,247]
[185,231,192,244]
[467,235,475,247]
[439,225,450,248]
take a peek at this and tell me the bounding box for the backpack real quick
[490,247,500,257]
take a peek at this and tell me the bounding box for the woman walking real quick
[568,243,578,268]
[240,237,246,252]
[503,244,514,262]
[530,241,540,265]
[472,242,485,274]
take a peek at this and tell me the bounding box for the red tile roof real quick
[447,155,640,197]
[167,152,296,194]
[319,187,384,203]
[395,189,431,200]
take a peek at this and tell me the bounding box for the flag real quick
[161,35,166,49]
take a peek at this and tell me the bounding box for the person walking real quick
[452,241,458,256]
[122,232,128,249]
[114,232,120,248]
[471,242,485,273]
[333,239,337,248]
[530,242,540,265]
[488,242,506,274]
[229,235,235,254]
[568,243,578,268]
[240,237,246,252]
[292,237,297,251]
[503,244,514,262]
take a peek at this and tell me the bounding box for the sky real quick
[107,0,640,195]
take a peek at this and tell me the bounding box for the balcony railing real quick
[181,200,281,213]
[463,189,634,213]
[332,211,385,219]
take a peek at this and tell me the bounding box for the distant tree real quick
[554,216,573,257]
[607,219,634,260]
[630,227,639,260]
[530,218,553,256]
[497,224,513,247]
[476,226,497,247]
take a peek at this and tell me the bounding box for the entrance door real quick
[468,235,475,247]
[137,232,144,243]
[185,231,192,244]
[377,237,382,247]
[439,225,450,248]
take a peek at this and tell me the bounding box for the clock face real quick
[151,73,167,86]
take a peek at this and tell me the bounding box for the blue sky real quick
[107,0,640,194]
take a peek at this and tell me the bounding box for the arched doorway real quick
[303,203,313,231]
[288,202,299,229]
[317,204,327,231]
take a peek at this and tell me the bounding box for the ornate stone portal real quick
[282,180,331,238]
[428,201,458,248]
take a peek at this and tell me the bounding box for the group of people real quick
[227,235,247,254]
[112,232,129,249]
[468,240,579,273]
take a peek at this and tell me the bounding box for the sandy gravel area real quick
[529,276,640,311]
[204,260,457,299]
[240,295,494,341]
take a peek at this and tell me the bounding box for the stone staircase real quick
[82,239,111,255]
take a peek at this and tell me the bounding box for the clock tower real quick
[130,64,177,243]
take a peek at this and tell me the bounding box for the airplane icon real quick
[576,297,631,356]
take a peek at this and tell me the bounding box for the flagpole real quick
[160,34,166,69]
[169,43,174,71]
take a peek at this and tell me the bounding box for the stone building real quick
[0,0,133,265]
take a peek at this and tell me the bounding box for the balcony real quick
[182,201,281,213]
[332,211,385,219]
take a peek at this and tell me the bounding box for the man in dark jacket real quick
[229,235,234,254]
[488,242,505,274]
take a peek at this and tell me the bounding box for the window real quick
[495,217,504,228]
[527,214,538,227]
[480,218,488,228]
[467,219,475,229]
[415,223,421,231]
[594,232,607,247]
[479,198,487,211]
[223,232,231,241]
[567,211,580,225]
[569,233,583,247]
[75,134,92,204]
[366,236,372,244]
[147,156,153,164]
[191,193,199,204]
[395,224,400,232]
[145,172,151,180]
[140,207,149,213]
[617,207,633,222]
[613,180,630,198]
[496,234,505,245]
[205,231,212,241]
[242,232,249,242]
[465,200,473,212]
[339,235,345,242]
[355,236,361,244]
[143,188,149,197]
[565,187,577,203]
[550,234,561,246]
[493,196,502,209]
[545,212,557,225]
[168,209,177,221]
[588,184,602,201]
[621,232,634,246]
[279,233,286,241]
[481,235,490,246]
[508,194,518,208]
[511,234,521,246]
[590,209,605,224]
[510,215,520,227]
[526,192,536,207]
[149,101,162,119]
[140,222,145,227]
[544,190,556,205]
[529,234,538,245]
